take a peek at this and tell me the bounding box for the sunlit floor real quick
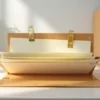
[0,66,100,99]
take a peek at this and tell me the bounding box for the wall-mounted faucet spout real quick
[28,25,35,41]
[68,30,74,48]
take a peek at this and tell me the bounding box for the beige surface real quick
[1,62,96,74]
[10,38,91,53]
[94,10,100,57]
[0,66,100,87]
[0,52,97,74]
[0,74,99,87]
[0,55,99,87]
[0,52,93,58]
[8,33,93,52]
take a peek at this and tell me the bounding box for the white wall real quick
[0,0,100,98]
[0,0,1,20]
[0,0,100,51]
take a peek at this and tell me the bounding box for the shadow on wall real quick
[0,20,9,51]
[22,0,100,33]
[0,0,21,51]
[0,20,20,51]
[1,0,100,51]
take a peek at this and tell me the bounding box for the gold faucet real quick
[68,30,74,48]
[28,25,35,41]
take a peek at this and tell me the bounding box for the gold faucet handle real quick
[68,30,74,48]
[28,25,35,41]
[69,30,74,33]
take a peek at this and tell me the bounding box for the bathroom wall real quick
[0,0,100,51]
[0,0,100,99]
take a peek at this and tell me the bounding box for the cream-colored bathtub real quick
[0,52,98,74]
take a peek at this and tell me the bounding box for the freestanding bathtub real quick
[0,52,98,74]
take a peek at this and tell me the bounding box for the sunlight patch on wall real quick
[10,38,91,53]
[4,0,30,32]
[4,0,57,33]
[32,13,57,33]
